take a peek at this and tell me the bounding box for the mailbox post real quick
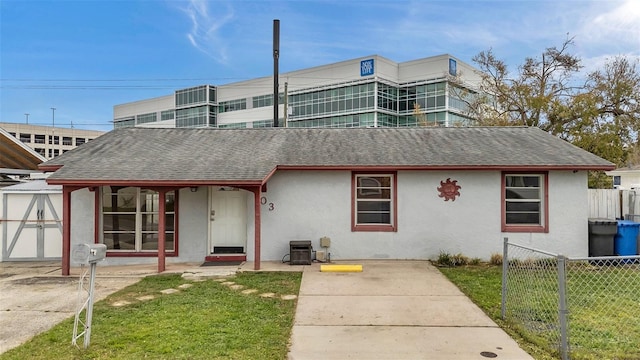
[71,243,106,349]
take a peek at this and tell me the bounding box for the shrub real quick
[490,253,503,265]
[437,251,473,267]
[437,251,454,267]
[451,253,469,266]
[470,257,482,265]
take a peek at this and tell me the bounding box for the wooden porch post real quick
[157,189,166,273]
[253,187,261,270]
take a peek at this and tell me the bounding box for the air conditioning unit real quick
[289,240,312,265]
[315,250,326,262]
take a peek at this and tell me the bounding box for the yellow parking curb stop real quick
[320,264,363,272]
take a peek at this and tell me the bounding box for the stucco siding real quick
[70,189,94,251]
[251,171,351,262]
[394,171,501,260]
[251,170,504,261]
[251,170,591,262]
[65,169,592,266]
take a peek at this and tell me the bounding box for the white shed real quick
[1,180,62,261]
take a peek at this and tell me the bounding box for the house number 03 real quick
[261,197,275,211]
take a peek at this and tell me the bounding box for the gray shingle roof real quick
[43,127,614,185]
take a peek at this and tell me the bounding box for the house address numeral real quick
[261,196,275,211]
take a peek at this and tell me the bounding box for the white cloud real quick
[578,0,640,55]
[590,0,640,38]
[180,0,235,64]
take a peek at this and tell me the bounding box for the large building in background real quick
[113,54,481,129]
[0,123,104,160]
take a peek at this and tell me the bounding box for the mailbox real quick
[72,243,107,265]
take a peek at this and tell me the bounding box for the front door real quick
[209,189,247,254]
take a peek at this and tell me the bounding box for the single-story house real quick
[606,165,640,190]
[40,127,614,275]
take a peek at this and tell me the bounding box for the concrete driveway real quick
[0,262,143,354]
[287,260,533,359]
[0,260,253,355]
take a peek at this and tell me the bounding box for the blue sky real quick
[1,0,638,131]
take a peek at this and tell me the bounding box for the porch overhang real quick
[56,180,267,276]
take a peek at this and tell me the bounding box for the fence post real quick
[501,237,509,320]
[557,255,569,360]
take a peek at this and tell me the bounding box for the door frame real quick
[207,187,248,259]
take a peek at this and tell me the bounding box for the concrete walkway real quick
[287,260,533,359]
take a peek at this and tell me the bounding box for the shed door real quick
[209,189,247,254]
[2,193,62,261]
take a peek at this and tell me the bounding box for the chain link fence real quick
[502,239,640,360]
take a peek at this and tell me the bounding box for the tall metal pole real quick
[273,19,280,128]
[284,82,288,128]
[25,113,29,124]
[51,107,56,127]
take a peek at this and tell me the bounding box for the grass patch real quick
[439,264,640,360]
[439,265,556,360]
[1,272,301,360]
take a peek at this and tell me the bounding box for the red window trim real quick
[501,171,549,233]
[351,172,398,232]
[97,186,180,257]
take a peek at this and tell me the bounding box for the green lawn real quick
[438,264,640,360]
[438,265,557,360]
[1,272,301,360]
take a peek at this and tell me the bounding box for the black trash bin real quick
[588,218,617,257]
[289,240,312,265]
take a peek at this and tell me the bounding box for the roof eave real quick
[275,164,616,171]
[44,179,264,187]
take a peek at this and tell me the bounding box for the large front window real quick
[101,187,176,253]
[503,173,548,232]
[352,173,397,232]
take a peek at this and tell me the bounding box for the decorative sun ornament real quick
[437,178,461,201]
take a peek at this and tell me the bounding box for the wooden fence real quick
[588,189,640,220]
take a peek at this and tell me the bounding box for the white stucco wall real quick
[251,170,503,261]
[63,169,591,266]
[70,189,95,249]
[248,169,591,261]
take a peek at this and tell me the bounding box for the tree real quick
[462,38,640,187]
[551,56,640,186]
[469,36,581,129]
[412,102,427,126]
